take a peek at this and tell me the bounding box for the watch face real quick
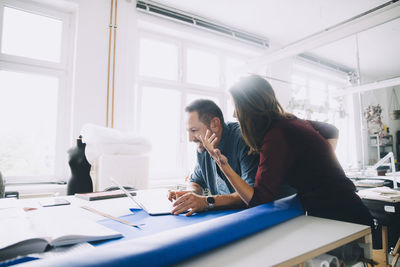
[207,196,215,204]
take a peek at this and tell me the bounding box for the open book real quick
[0,209,122,261]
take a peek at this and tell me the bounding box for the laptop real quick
[110,177,174,216]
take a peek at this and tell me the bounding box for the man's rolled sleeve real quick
[189,164,207,190]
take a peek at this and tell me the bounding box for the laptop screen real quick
[110,177,173,216]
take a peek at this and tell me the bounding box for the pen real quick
[81,205,142,229]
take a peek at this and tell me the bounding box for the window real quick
[309,80,327,107]
[186,48,220,88]
[288,62,357,169]
[225,97,237,123]
[0,71,58,177]
[0,1,73,182]
[186,94,220,107]
[139,38,178,80]
[135,31,256,181]
[2,6,63,62]
[139,86,181,178]
[225,58,246,89]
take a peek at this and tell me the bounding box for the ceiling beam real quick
[246,1,400,69]
[333,76,400,97]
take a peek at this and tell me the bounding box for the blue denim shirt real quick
[189,122,258,195]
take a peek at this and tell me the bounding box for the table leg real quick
[372,226,388,267]
[391,237,400,267]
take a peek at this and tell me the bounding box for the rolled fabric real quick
[81,124,144,145]
[20,195,303,267]
[306,258,329,267]
[80,124,151,165]
[306,254,339,267]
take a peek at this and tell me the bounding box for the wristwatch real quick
[206,196,215,209]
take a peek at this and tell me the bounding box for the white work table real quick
[178,215,372,267]
[0,196,372,266]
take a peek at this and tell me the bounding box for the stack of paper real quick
[352,179,386,187]
[358,186,400,202]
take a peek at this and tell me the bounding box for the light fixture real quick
[334,76,400,97]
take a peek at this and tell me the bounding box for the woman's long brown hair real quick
[229,75,288,153]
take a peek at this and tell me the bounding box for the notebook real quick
[110,178,174,216]
[75,190,136,201]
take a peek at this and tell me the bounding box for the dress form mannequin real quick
[67,136,93,195]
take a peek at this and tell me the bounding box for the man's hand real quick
[167,190,192,202]
[171,191,208,216]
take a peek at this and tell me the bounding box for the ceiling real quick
[155,0,400,83]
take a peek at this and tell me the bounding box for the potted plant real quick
[364,104,383,135]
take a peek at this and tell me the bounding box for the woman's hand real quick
[199,130,228,167]
[199,130,254,205]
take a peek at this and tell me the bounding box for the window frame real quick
[184,43,224,90]
[0,0,70,69]
[0,0,75,183]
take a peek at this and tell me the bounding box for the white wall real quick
[109,1,139,131]
[68,0,116,140]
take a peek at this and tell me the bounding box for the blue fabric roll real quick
[92,208,240,247]
[20,195,303,267]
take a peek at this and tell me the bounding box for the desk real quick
[358,189,400,266]
[0,195,372,266]
[178,215,372,267]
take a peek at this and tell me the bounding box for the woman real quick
[200,75,373,226]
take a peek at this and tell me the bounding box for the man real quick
[169,99,259,216]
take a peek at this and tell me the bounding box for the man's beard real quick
[195,141,205,153]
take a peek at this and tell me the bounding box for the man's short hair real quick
[185,99,224,126]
